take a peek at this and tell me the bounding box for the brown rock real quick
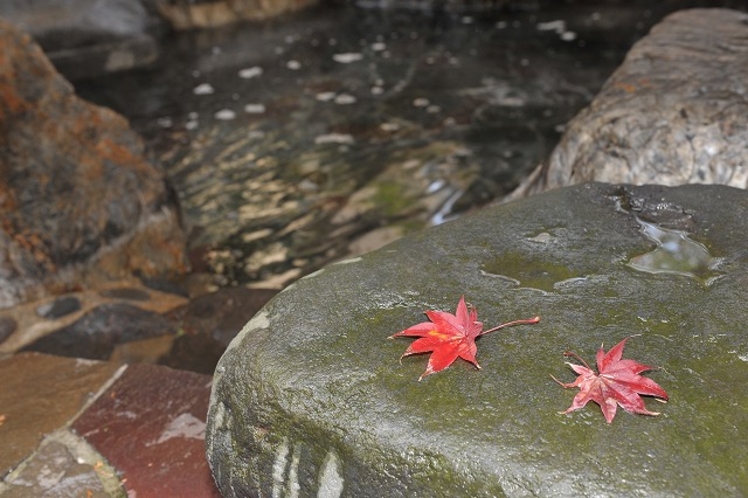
[0,19,187,309]
[0,282,188,356]
[156,0,320,30]
[510,9,748,199]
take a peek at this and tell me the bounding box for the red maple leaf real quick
[390,296,540,380]
[553,337,668,423]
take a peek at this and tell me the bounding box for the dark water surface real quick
[75,1,746,288]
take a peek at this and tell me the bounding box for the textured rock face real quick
[207,182,748,496]
[0,19,187,309]
[511,9,748,198]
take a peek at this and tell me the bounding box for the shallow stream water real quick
[75,1,742,288]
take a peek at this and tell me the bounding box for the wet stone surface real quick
[0,353,121,474]
[159,286,278,374]
[0,283,187,359]
[1,439,112,498]
[73,363,220,498]
[0,281,277,374]
[627,218,717,281]
[0,19,187,309]
[208,183,748,497]
[0,353,220,497]
[22,303,176,361]
[35,296,82,320]
[0,317,16,344]
[98,287,152,301]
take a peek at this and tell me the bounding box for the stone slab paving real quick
[73,364,220,498]
[1,435,119,498]
[0,353,120,475]
[0,353,219,497]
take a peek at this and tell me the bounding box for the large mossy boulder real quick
[207,183,748,496]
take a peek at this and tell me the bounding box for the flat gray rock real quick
[207,182,748,497]
[512,8,748,199]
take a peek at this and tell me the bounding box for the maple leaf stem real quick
[549,374,567,387]
[562,350,591,370]
[479,316,540,336]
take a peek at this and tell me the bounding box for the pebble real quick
[316,92,337,101]
[214,109,236,120]
[193,83,215,95]
[244,104,266,114]
[238,67,263,79]
[314,133,355,145]
[333,53,364,63]
[334,94,357,104]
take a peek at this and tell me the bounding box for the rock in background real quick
[153,0,322,30]
[510,8,748,198]
[0,19,188,309]
[0,0,161,80]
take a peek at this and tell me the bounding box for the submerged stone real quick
[22,303,175,361]
[207,183,748,496]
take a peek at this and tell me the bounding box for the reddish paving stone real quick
[0,352,121,474]
[72,363,220,498]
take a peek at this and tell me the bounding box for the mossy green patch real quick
[481,251,579,292]
[372,180,415,218]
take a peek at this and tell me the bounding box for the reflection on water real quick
[628,219,715,280]
[74,2,736,288]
